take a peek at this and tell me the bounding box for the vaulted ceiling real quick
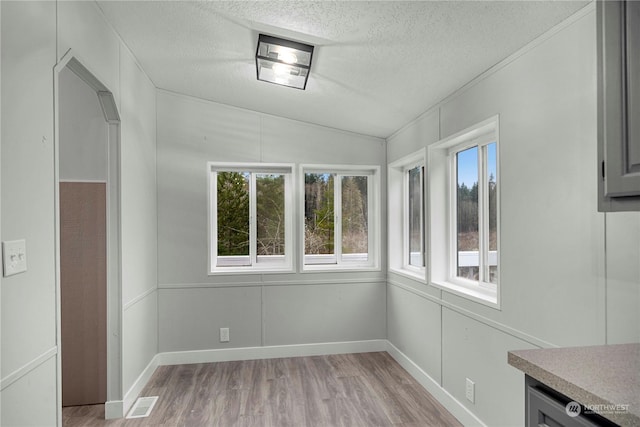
[97,1,589,138]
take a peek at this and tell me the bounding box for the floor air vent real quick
[126,396,159,419]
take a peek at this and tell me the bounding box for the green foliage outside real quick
[305,173,335,254]
[456,173,497,251]
[304,174,368,255]
[217,172,249,256]
[457,181,479,250]
[408,167,424,263]
[341,176,368,254]
[256,174,285,255]
[217,172,286,257]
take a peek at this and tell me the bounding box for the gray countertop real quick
[508,343,640,426]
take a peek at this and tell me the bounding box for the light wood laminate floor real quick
[62,352,462,426]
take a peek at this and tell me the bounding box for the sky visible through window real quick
[457,143,497,186]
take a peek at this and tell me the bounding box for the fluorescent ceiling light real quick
[256,34,314,90]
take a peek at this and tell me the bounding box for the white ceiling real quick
[97,1,589,138]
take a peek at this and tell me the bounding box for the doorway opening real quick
[55,54,121,420]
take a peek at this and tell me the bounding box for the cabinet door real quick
[527,387,599,427]
[625,2,640,179]
[598,0,640,210]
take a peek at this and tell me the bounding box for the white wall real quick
[1,2,57,425]
[59,67,108,182]
[156,91,387,353]
[1,1,157,424]
[386,5,640,426]
[119,45,158,401]
[1,3,3,421]
[605,212,640,344]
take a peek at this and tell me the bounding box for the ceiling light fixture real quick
[256,34,314,90]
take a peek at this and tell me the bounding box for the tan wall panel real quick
[60,182,107,406]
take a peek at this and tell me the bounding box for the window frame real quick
[428,116,500,308]
[388,149,427,282]
[300,164,381,272]
[406,163,426,270]
[447,137,497,289]
[208,162,295,274]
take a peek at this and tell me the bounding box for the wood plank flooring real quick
[62,352,462,427]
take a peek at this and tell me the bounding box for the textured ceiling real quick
[97,1,589,138]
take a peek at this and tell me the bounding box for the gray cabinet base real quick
[525,376,618,427]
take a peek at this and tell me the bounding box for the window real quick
[453,141,498,284]
[429,117,500,307]
[209,163,294,273]
[408,165,425,268]
[388,149,427,281]
[302,165,380,270]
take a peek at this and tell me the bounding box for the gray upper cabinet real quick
[598,0,640,211]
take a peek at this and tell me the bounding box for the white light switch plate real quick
[3,239,27,277]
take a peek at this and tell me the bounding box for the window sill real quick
[389,267,427,284]
[301,264,381,273]
[208,267,294,275]
[431,279,500,309]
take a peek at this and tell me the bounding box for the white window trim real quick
[405,164,425,269]
[208,162,295,274]
[388,149,427,282]
[446,140,497,292]
[428,116,500,309]
[300,164,381,272]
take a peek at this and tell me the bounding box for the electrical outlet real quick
[465,378,475,403]
[220,327,230,343]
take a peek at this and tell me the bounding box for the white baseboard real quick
[156,339,387,366]
[385,341,486,427]
[116,354,161,419]
[104,400,123,420]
